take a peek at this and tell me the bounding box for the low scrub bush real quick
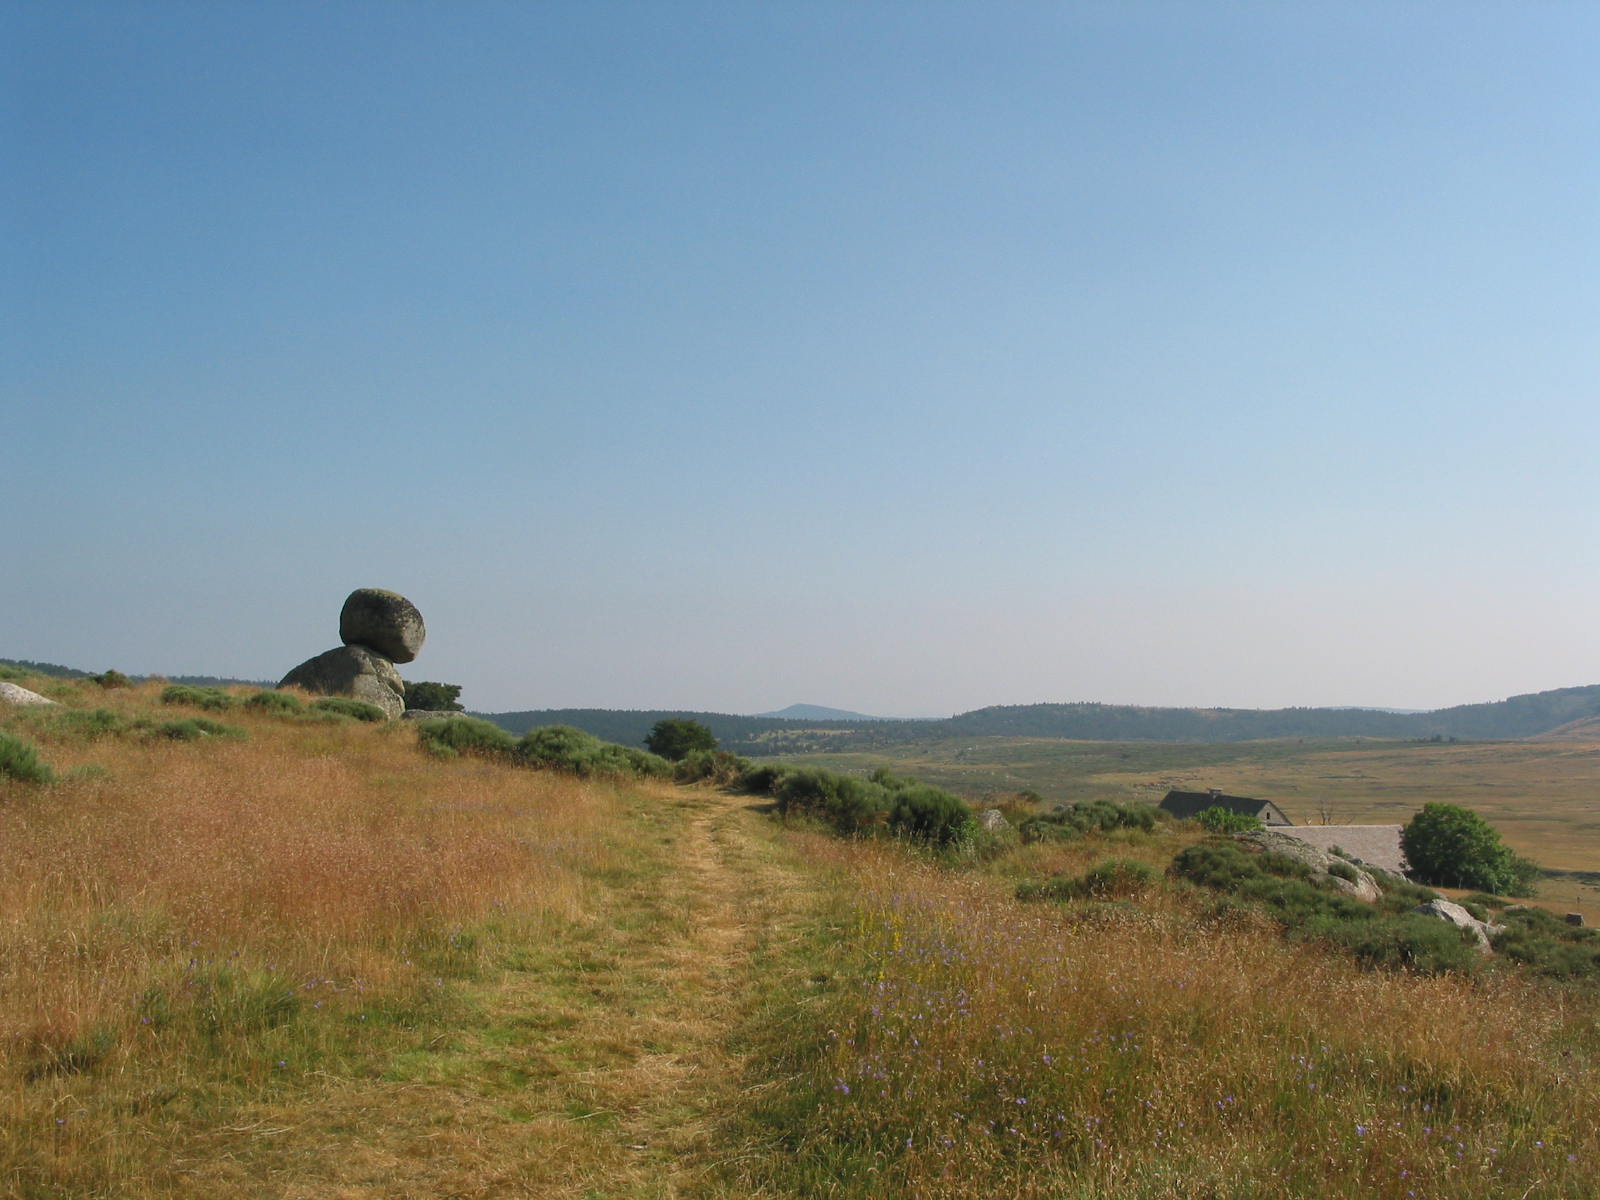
[146,718,243,742]
[39,707,126,743]
[673,748,751,786]
[309,697,387,722]
[516,725,672,780]
[1018,799,1156,843]
[90,669,131,689]
[1018,858,1157,903]
[160,684,236,712]
[738,762,798,795]
[1196,805,1264,834]
[886,783,973,847]
[1311,913,1483,975]
[774,768,891,834]
[1491,907,1600,981]
[415,716,516,760]
[243,690,303,715]
[0,730,54,783]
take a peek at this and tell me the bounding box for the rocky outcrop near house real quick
[1239,829,1383,903]
[279,588,424,720]
[1412,898,1505,954]
[0,682,59,707]
[339,588,426,664]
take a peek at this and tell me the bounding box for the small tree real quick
[644,718,717,761]
[403,681,465,712]
[1401,802,1528,894]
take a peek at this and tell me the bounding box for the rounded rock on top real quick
[339,588,426,664]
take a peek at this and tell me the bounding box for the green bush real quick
[244,690,304,715]
[309,697,387,722]
[1195,805,1264,834]
[737,762,797,795]
[673,748,751,785]
[886,783,973,847]
[1018,799,1156,843]
[774,768,891,834]
[41,707,126,742]
[147,718,243,742]
[414,716,516,760]
[0,730,54,783]
[1313,913,1482,975]
[160,684,237,712]
[1328,861,1359,883]
[1491,909,1600,981]
[515,725,672,780]
[90,669,131,689]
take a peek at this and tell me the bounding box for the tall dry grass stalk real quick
[0,686,621,1193]
[737,836,1600,1199]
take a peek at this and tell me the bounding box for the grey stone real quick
[1240,829,1383,902]
[1412,898,1500,954]
[400,709,469,721]
[978,808,1010,833]
[0,682,59,707]
[279,645,405,719]
[339,588,426,664]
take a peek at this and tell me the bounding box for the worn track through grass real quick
[158,782,818,1199]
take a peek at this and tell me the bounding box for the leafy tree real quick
[403,681,464,712]
[1401,803,1529,894]
[644,718,717,761]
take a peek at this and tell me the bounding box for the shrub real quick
[1196,805,1264,834]
[0,730,54,783]
[673,748,751,785]
[1328,861,1359,883]
[1492,909,1600,981]
[886,783,973,847]
[160,684,236,712]
[309,697,387,722]
[1018,860,1157,904]
[1401,802,1528,894]
[644,718,717,761]
[515,725,672,780]
[414,716,516,761]
[737,762,798,795]
[37,707,126,742]
[1018,799,1156,843]
[90,669,131,689]
[244,690,304,715]
[1314,913,1482,975]
[147,718,242,741]
[774,768,891,835]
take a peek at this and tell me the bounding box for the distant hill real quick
[0,658,273,689]
[479,684,1600,753]
[754,703,897,721]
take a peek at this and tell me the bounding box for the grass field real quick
[4,676,1599,1197]
[772,734,1600,921]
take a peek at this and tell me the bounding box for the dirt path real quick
[212,782,821,1200]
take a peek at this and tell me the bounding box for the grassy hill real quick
[4,669,1600,1197]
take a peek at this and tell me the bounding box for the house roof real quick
[1159,789,1281,820]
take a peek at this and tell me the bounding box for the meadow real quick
[2,675,1598,1197]
[775,734,1600,921]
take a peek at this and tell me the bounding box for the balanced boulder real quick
[279,645,406,720]
[339,588,426,664]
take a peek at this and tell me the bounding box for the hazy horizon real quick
[9,3,1597,716]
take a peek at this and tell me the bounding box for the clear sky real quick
[6,2,1597,716]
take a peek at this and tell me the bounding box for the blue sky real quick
[7,2,1597,715]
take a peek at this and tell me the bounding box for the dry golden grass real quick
[729,834,1600,1199]
[0,682,625,1195]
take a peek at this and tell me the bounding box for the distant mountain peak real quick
[755,703,884,722]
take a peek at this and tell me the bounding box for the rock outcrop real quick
[1412,898,1504,954]
[339,588,426,664]
[279,588,424,719]
[1239,829,1383,903]
[0,682,59,707]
